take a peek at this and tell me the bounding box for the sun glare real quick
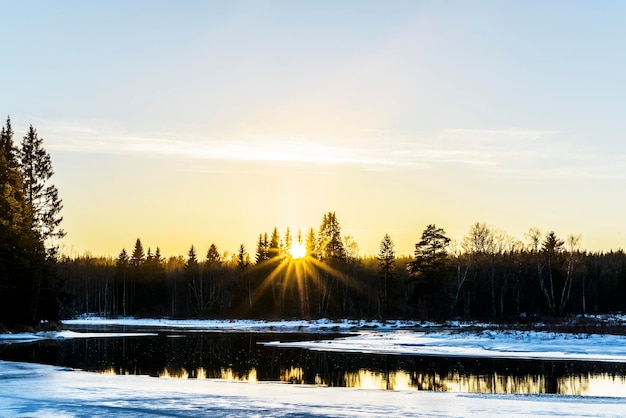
[289,242,306,259]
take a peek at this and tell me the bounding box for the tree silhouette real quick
[18,125,65,253]
[408,224,451,317]
[131,239,145,267]
[318,212,345,262]
[115,248,130,316]
[0,118,61,326]
[377,234,396,319]
[255,233,269,264]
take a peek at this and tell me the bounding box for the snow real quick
[2,317,626,363]
[61,316,434,331]
[1,359,625,417]
[3,318,626,415]
[265,329,626,362]
[0,330,157,344]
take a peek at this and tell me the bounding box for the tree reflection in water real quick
[2,332,626,397]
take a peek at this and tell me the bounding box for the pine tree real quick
[377,234,396,319]
[408,224,451,278]
[115,248,130,316]
[255,233,269,264]
[130,239,145,267]
[408,224,451,317]
[0,117,48,325]
[203,243,222,314]
[318,212,345,262]
[283,227,292,257]
[235,244,252,309]
[186,245,203,315]
[205,243,221,267]
[306,228,317,259]
[18,125,64,253]
[269,227,280,259]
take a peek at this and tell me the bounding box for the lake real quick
[2,325,626,397]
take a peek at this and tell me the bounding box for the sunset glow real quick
[289,242,306,259]
[4,1,626,258]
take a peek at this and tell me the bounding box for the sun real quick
[289,242,306,259]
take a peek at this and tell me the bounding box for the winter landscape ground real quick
[1,317,626,417]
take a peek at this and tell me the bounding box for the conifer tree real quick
[205,243,221,267]
[130,239,145,267]
[236,244,252,309]
[306,228,317,258]
[115,248,130,316]
[283,227,292,257]
[269,227,280,259]
[318,212,345,262]
[186,245,203,314]
[408,224,451,317]
[0,117,54,325]
[408,224,451,278]
[378,234,396,319]
[18,125,64,253]
[255,233,269,264]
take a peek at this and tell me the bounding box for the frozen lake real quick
[2,318,626,416]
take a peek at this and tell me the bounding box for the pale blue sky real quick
[3,1,626,256]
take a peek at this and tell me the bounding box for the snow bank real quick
[62,316,432,331]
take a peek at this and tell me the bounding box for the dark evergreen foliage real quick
[377,233,395,319]
[0,118,64,327]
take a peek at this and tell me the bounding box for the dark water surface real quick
[2,328,626,396]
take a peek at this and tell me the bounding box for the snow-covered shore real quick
[62,316,431,332]
[1,359,625,418]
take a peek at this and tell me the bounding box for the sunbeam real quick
[239,252,376,319]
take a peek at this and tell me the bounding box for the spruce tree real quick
[205,243,221,267]
[283,227,292,257]
[306,228,317,259]
[115,248,130,316]
[255,233,269,264]
[318,212,345,262]
[130,239,145,267]
[0,118,48,325]
[269,228,280,259]
[377,234,396,319]
[18,125,64,254]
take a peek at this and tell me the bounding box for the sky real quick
[3,0,626,258]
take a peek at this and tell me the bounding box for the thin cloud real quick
[38,120,623,179]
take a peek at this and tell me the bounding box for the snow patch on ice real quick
[265,329,626,362]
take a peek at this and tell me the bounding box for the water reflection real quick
[344,370,412,390]
[560,373,626,397]
[2,332,626,397]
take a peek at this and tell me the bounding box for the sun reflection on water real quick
[281,366,305,384]
[344,370,414,391]
[104,365,626,397]
[157,367,258,382]
[159,368,189,379]
[560,373,626,397]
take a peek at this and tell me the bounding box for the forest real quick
[2,118,626,327]
[57,219,626,321]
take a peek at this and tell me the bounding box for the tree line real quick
[0,118,64,327]
[60,215,626,321]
